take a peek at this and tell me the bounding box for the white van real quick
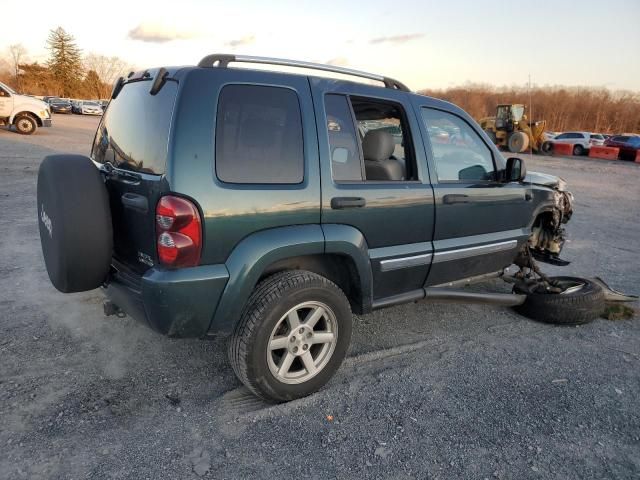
[0,81,52,135]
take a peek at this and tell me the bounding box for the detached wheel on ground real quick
[508,131,529,153]
[37,154,113,293]
[14,114,37,135]
[513,276,604,325]
[229,270,352,403]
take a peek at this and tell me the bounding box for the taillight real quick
[156,195,202,268]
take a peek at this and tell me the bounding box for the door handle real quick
[443,194,469,205]
[121,193,148,213]
[331,197,366,209]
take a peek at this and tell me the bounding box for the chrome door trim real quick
[432,239,517,263]
[379,253,433,272]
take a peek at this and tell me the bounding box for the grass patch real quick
[601,303,636,321]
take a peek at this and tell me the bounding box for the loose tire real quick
[229,270,353,403]
[513,276,604,325]
[573,144,584,156]
[37,155,113,293]
[484,129,497,146]
[508,131,529,153]
[14,114,37,135]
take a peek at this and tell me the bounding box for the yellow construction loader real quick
[480,104,549,154]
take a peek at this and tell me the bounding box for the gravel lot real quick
[1,114,639,479]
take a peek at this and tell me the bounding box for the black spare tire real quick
[37,155,112,293]
[513,276,604,325]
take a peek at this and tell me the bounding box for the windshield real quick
[511,105,525,121]
[84,101,100,106]
[0,81,16,94]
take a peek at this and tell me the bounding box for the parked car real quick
[604,135,640,160]
[49,98,72,114]
[552,132,593,156]
[74,100,103,115]
[589,134,605,147]
[543,131,557,141]
[37,55,599,403]
[0,81,52,134]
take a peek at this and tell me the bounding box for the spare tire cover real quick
[37,154,112,293]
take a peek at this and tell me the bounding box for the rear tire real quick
[14,114,37,135]
[573,144,584,156]
[513,276,604,325]
[508,131,529,153]
[540,141,554,156]
[37,155,113,293]
[229,270,352,403]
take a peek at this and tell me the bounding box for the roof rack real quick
[197,54,410,92]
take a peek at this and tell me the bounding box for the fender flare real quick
[208,224,373,334]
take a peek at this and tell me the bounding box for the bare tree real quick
[84,53,130,98]
[8,44,27,90]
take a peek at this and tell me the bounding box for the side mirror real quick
[505,157,527,182]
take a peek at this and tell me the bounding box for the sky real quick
[2,0,639,91]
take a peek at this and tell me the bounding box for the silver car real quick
[79,101,103,115]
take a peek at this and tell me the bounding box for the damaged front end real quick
[527,175,574,266]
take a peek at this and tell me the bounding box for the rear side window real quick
[215,85,304,184]
[92,80,177,174]
[325,94,362,181]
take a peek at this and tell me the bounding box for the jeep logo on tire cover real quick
[40,204,52,238]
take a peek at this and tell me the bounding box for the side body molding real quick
[322,224,373,314]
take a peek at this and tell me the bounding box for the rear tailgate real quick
[91,75,179,275]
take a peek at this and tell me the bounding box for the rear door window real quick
[92,80,178,175]
[215,85,304,184]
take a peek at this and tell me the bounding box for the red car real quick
[604,135,640,161]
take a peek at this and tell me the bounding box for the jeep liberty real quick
[38,55,599,403]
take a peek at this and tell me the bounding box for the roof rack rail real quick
[197,54,410,92]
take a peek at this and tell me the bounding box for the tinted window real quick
[92,80,177,174]
[216,85,303,184]
[421,108,495,182]
[612,136,630,142]
[555,133,569,139]
[325,94,362,181]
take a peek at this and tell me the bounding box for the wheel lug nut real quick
[299,328,304,334]
[290,336,296,342]
[303,344,308,351]
[293,346,298,353]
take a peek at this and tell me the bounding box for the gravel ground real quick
[1,115,639,479]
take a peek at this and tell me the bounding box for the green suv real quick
[37,55,582,402]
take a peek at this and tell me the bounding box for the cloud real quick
[225,35,256,48]
[326,57,349,67]
[369,33,424,45]
[128,22,197,43]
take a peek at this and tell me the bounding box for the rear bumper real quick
[104,263,229,338]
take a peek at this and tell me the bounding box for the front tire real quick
[229,270,352,403]
[14,114,37,135]
[573,144,584,156]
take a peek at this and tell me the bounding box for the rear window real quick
[92,80,178,175]
[215,84,304,184]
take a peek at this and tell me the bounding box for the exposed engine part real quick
[528,191,573,262]
[509,246,565,294]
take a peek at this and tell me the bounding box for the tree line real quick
[1,27,130,100]
[419,85,640,134]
